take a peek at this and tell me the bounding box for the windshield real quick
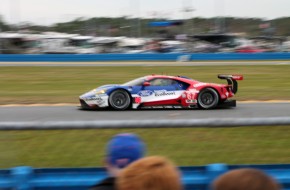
[122,77,146,86]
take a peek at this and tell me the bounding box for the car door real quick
[141,78,184,106]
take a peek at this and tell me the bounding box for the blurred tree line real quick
[0,15,289,37]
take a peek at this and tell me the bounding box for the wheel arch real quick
[107,87,132,97]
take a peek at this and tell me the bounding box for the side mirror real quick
[143,82,150,86]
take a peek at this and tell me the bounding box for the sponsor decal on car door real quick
[141,86,184,104]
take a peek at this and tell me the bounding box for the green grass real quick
[0,126,290,168]
[0,65,290,104]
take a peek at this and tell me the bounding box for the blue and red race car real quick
[79,74,243,110]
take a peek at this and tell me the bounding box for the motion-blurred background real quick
[0,0,289,54]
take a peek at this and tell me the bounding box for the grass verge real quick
[0,65,290,104]
[0,126,289,168]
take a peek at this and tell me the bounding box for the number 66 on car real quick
[79,74,243,110]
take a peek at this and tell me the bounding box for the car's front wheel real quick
[197,88,219,109]
[109,90,131,110]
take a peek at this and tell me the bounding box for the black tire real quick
[109,90,131,110]
[197,88,219,109]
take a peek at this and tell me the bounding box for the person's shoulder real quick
[89,177,116,190]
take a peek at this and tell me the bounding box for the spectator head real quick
[106,133,146,170]
[117,156,183,190]
[212,168,281,190]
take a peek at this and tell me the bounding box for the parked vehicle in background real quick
[89,36,123,53]
[191,39,221,53]
[282,40,290,52]
[190,34,243,48]
[249,36,285,52]
[68,36,96,54]
[235,45,265,53]
[118,37,146,53]
[40,32,97,54]
[0,32,42,54]
[189,33,259,53]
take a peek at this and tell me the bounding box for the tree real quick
[0,15,11,31]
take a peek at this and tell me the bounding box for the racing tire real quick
[109,90,131,110]
[197,88,219,109]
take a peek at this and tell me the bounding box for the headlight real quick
[95,89,107,94]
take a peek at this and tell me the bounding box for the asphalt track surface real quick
[0,102,290,122]
[0,60,290,66]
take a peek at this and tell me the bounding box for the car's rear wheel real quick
[109,90,131,110]
[197,88,219,109]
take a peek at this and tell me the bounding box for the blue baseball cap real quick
[106,133,146,168]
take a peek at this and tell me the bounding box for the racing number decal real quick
[185,91,197,104]
[186,92,194,100]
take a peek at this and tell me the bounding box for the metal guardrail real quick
[0,117,290,130]
[0,53,290,62]
[0,163,289,190]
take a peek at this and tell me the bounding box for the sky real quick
[0,0,290,25]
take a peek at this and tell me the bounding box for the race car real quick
[79,74,243,110]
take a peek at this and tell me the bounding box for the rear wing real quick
[218,75,243,94]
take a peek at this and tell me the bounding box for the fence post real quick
[11,166,34,190]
